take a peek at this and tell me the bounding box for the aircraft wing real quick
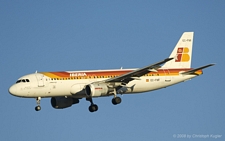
[181,64,215,75]
[105,58,173,84]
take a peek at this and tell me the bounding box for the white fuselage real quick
[9,68,197,99]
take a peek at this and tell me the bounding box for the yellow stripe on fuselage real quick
[40,68,201,80]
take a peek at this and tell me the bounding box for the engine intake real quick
[85,83,112,97]
[51,97,79,109]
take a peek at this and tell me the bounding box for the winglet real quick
[181,64,215,75]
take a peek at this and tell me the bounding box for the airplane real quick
[8,32,214,112]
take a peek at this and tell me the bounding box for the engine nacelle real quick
[51,97,79,109]
[85,83,111,97]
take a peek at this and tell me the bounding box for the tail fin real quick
[162,32,194,69]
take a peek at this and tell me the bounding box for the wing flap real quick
[105,58,173,84]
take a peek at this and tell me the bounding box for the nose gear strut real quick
[35,97,41,111]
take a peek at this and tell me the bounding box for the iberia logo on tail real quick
[175,47,190,62]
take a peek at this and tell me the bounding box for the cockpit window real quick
[16,80,21,83]
[16,79,30,83]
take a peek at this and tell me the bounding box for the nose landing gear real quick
[35,97,41,111]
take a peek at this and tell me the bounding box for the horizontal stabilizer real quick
[181,64,215,75]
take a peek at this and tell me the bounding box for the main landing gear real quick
[112,97,122,105]
[112,89,122,105]
[86,98,98,112]
[35,97,41,111]
[86,93,122,113]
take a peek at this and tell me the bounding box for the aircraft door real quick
[163,69,171,82]
[35,73,45,87]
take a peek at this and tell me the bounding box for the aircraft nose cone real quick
[9,85,17,95]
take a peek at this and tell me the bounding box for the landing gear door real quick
[35,74,45,87]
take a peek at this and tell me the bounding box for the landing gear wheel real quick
[35,97,41,111]
[112,97,122,105]
[88,104,98,112]
[35,106,41,111]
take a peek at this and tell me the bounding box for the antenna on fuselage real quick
[35,70,38,73]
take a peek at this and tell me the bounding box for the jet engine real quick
[51,97,79,109]
[85,83,113,97]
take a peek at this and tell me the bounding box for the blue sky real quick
[1,1,224,140]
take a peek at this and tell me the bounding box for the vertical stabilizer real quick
[162,32,194,69]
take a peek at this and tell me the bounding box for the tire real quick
[35,106,41,111]
[112,97,122,105]
[88,104,98,112]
